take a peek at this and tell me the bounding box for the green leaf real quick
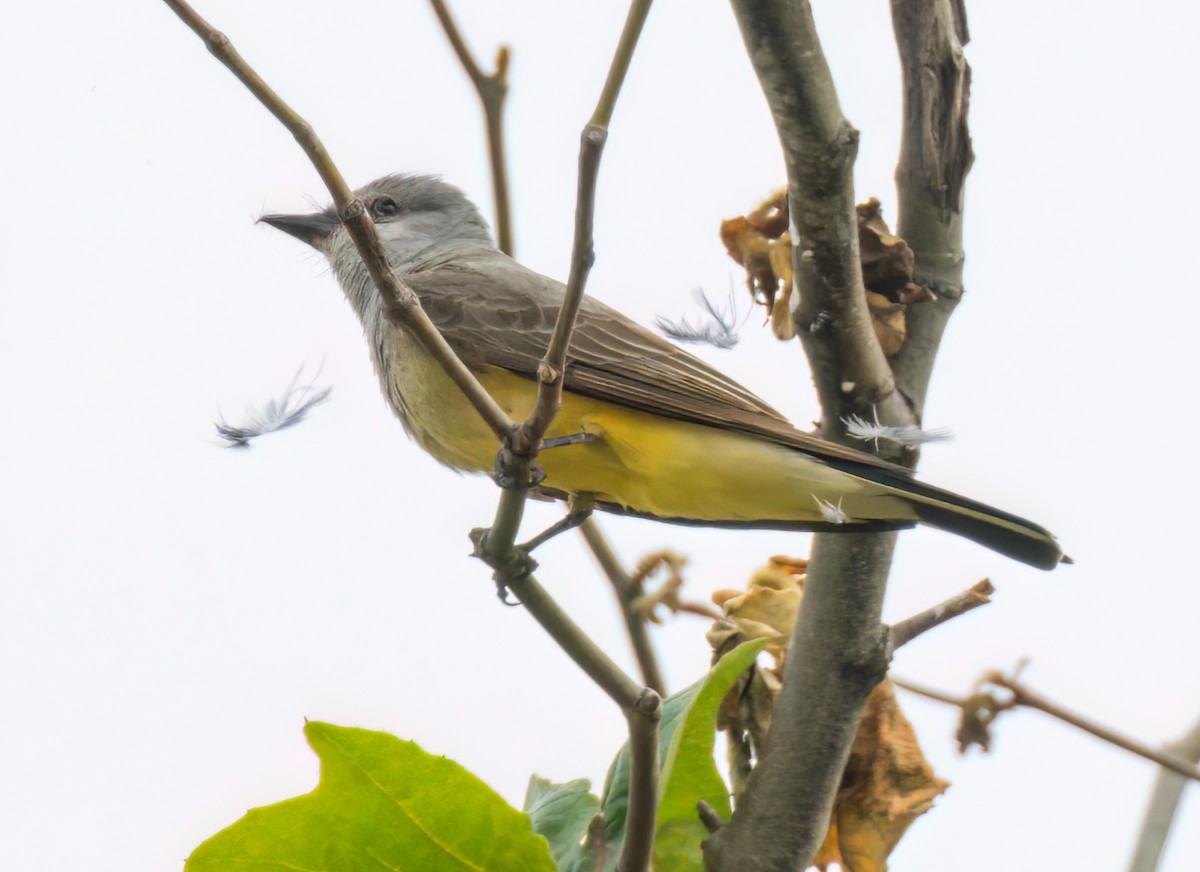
[652,638,769,871]
[592,639,769,871]
[186,721,557,872]
[524,776,601,871]
[599,679,701,845]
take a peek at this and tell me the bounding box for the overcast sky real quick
[2,1,1198,870]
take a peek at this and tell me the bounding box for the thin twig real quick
[479,0,652,552]
[890,675,968,707]
[580,518,667,696]
[497,567,662,872]
[468,4,658,869]
[427,0,514,256]
[893,672,1200,783]
[159,0,513,443]
[888,578,993,652]
[511,0,654,459]
[984,673,1200,783]
[1128,716,1200,872]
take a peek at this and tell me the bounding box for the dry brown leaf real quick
[814,682,950,872]
[720,189,795,340]
[955,691,1004,753]
[710,558,948,870]
[865,291,906,357]
[857,198,916,300]
[721,192,936,353]
[712,556,807,664]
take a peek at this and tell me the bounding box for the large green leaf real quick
[186,721,557,872]
[653,638,769,870]
[599,679,701,843]
[524,776,601,870]
[596,639,768,871]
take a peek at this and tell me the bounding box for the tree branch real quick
[159,0,513,443]
[1128,715,1200,872]
[712,2,974,868]
[428,0,514,256]
[893,673,1200,783]
[580,518,667,696]
[888,578,993,652]
[888,0,974,420]
[468,4,658,869]
[709,531,895,870]
[510,0,654,458]
[431,2,670,727]
[729,1,896,423]
[984,673,1200,783]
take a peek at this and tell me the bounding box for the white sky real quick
[2,1,1198,870]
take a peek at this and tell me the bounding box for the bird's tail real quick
[876,472,1067,569]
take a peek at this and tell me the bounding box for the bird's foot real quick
[519,494,596,553]
[470,527,538,606]
[491,442,544,490]
[541,432,598,450]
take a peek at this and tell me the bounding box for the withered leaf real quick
[866,291,906,357]
[721,192,935,353]
[719,189,795,340]
[955,691,1004,754]
[814,682,950,872]
[711,559,948,871]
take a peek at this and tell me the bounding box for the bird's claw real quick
[491,444,544,489]
[469,527,538,605]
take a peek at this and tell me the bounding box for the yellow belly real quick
[388,356,914,525]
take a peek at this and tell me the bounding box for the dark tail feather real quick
[910,500,1064,570]
[842,462,1066,570]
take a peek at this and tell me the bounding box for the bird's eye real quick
[373,197,400,218]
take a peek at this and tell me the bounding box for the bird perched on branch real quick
[262,174,1064,569]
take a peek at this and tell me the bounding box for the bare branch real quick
[888,578,993,651]
[428,0,514,256]
[890,675,968,708]
[729,1,895,421]
[888,0,974,419]
[470,555,662,872]
[468,5,658,869]
[712,2,904,867]
[1128,716,1200,872]
[712,3,976,868]
[893,672,1200,783]
[984,673,1200,783]
[510,0,654,460]
[580,518,667,696]
[159,0,513,443]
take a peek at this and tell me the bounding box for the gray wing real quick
[405,251,908,474]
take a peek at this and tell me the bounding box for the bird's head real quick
[260,173,493,268]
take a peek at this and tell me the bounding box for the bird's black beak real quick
[259,211,339,250]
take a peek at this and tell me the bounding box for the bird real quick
[261,174,1064,570]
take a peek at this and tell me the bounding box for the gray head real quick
[260,174,494,267]
[261,174,496,332]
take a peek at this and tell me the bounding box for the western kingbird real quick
[262,174,1064,569]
